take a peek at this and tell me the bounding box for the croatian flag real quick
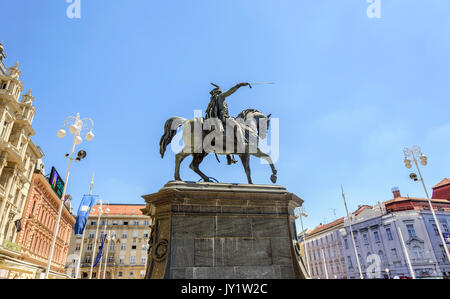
[74,195,97,235]
[93,233,107,268]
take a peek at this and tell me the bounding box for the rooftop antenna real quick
[331,208,337,219]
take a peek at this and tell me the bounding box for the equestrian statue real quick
[159,82,277,185]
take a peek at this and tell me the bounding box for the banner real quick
[93,233,107,268]
[74,195,97,235]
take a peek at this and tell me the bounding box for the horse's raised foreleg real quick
[239,154,253,184]
[190,152,210,182]
[252,148,277,184]
[175,150,190,181]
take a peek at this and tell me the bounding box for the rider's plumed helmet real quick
[210,83,222,95]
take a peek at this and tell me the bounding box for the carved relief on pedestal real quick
[146,211,171,279]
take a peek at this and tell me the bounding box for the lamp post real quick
[89,203,109,279]
[295,207,310,275]
[103,230,115,279]
[44,113,94,279]
[403,146,450,265]
[97,219,108,279]
[385,268,390,279]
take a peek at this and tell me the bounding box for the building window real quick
[406,224,416,238]
[347,256,353,268]
[373,231,380,242]
[122,232,127,239]
[121,243,126,251]
[130,256,136,264]
[112,220,118,226]
[90,221,96,226]
[141,256,146,264]
[386,228,393,241]
[75,243,81,251]
[363,234,369,245]
[144,220,149,226]
[109,243,115,251]
[119,257,124,264]
[129,271,134,277]
[140,270,145,277]
[123,221,129,226]
[142,243,147,250]
[118,272,123,277]
[134,221,139,226]
[353,235,358,245]
[440,245,447,259]
[132,231,138,238]
[132,243,137,250]
[432,224,439,235]
[87,244,93,251]
[88,232,94,239]
[443,223,449,233]
[143,232,149,238]
[391,248,398,259]
[0,121,9,138]
[344,238,349,250]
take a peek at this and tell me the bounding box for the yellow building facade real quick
[66,204,151,279]
[0,43,45,279]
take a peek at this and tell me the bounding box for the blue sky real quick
[2,0,450,232]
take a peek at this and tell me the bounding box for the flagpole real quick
[397,225,416,279]
[341,185,364,279]
[75,173,95,279]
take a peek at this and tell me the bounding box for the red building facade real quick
[432,178,450,200]
[15,172,75,278]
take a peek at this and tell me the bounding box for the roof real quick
[385,196,450,206]
[307,205,372,238]
[90,204,146,216]
[433,178,450,189]
[308,217,344,236]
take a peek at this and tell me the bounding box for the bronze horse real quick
[159,109,277,184]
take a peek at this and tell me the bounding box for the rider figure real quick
[205,82,250,165]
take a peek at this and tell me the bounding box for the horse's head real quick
[237,109,272,140]
[259,113,271,140]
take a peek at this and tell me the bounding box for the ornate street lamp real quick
[403,146,450,265]
[44,113,94,279]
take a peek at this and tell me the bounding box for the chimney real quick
[392,187,401,198]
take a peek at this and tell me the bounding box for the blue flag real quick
[74,195,96,235]
[93,233,107,268]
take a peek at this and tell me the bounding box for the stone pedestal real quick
[142,181,309,279]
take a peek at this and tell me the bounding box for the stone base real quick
[142,181,309,279]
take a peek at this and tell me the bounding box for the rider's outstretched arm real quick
[222,82,249,98]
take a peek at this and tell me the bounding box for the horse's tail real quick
[160,116,186,158]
